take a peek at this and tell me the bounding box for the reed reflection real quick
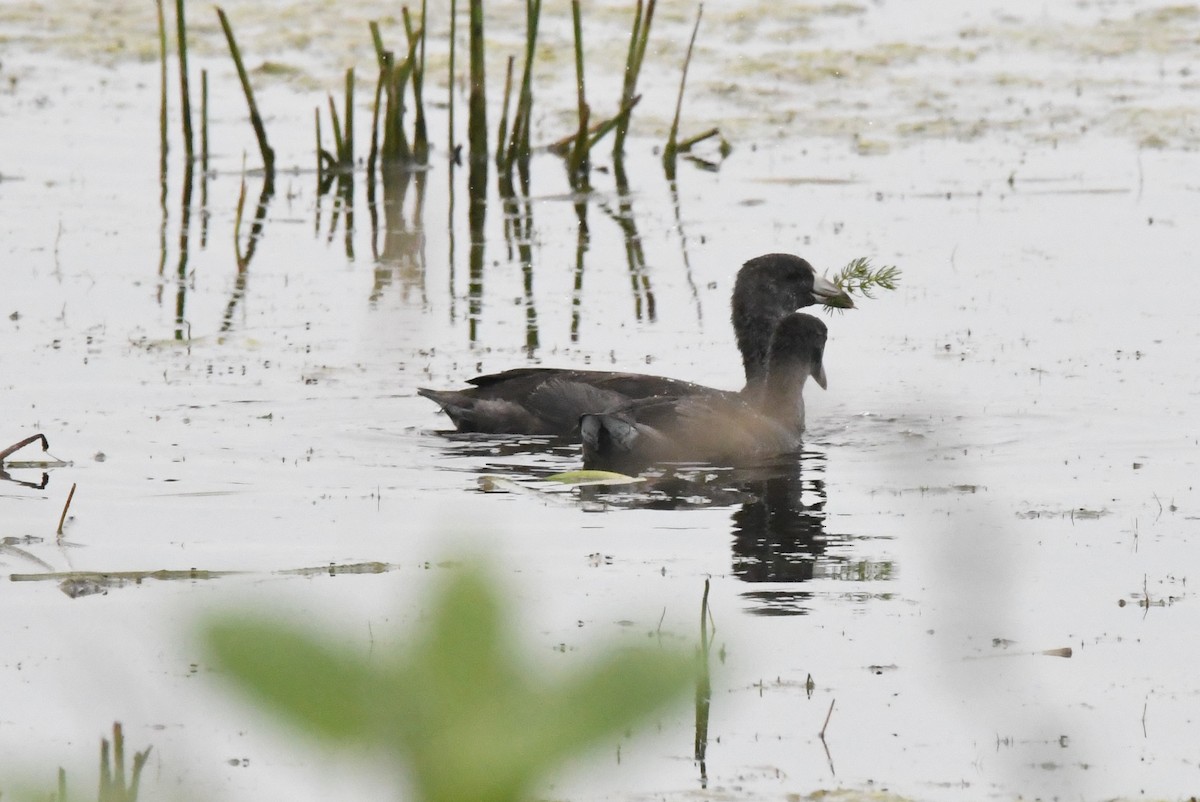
[663,170,703,323]
[569,187,590,344]
[499,174,539,356]
[220,175,273,332]
[608,157,657,324]
[173,163,194,340]
[369,166,428,305]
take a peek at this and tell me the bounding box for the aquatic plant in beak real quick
[823,257,902,311]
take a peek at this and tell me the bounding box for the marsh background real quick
[2,1,1199,799]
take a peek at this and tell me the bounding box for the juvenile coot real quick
[418,253,849,435]
[579,313,828,473]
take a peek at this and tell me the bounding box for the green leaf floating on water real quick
[544,469,644,485]
[206,562,695,802]
[827,256,902,305]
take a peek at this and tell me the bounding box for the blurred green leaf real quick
[206,620,382,742]
[206,561,696,802]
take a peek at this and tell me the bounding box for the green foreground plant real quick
[206,561,697,802]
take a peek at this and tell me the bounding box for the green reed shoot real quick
[504,0,542,174]
[373,21,424,166]
[614,0,655,157]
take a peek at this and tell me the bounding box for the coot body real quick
[579,313,828,473]
[418,254,848,436]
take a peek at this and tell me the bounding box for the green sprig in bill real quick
[825,257,901,311]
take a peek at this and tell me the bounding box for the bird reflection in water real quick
[729,449,832,616]
[429,435,855,617]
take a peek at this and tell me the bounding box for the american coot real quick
[580,312,828,473]
[418,253,850,436]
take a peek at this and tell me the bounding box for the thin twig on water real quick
[56,482,77,538]
[819,698,835,740]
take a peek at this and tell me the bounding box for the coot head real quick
[754,312,828,435]
[732,254,849,398]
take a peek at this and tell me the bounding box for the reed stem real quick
[448,0,457,162]
[367,62,385,181]
[328,94,344,163]
[568,0,590,190]
[663,3,703,180]
[156,0,169,166]
[615,0,655,156]
[315,106,323,182]
[496,55,515,171]
[506,0,541,170]
[174,0,194,164]
[467,0,488,172]
[343,67,355,167]
[200,68,209,174]
[216,6,276,191]
[404,4,429,164]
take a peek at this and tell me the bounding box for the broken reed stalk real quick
[174,0,194,164]
[467,0,487,172]
[200,69,209,173]
[496,55,515,170]
[216,6,276,192]
[403,4,429,164]
[0,433,49,462]
[56,482,77,537]
[614,0,655,156]
[588,95,640,150]
[505,0,541,171]
[677,126,720,152]
[663,3,703,180]
[568,0,590,189]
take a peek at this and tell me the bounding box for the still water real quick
[2,1,1199,799]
